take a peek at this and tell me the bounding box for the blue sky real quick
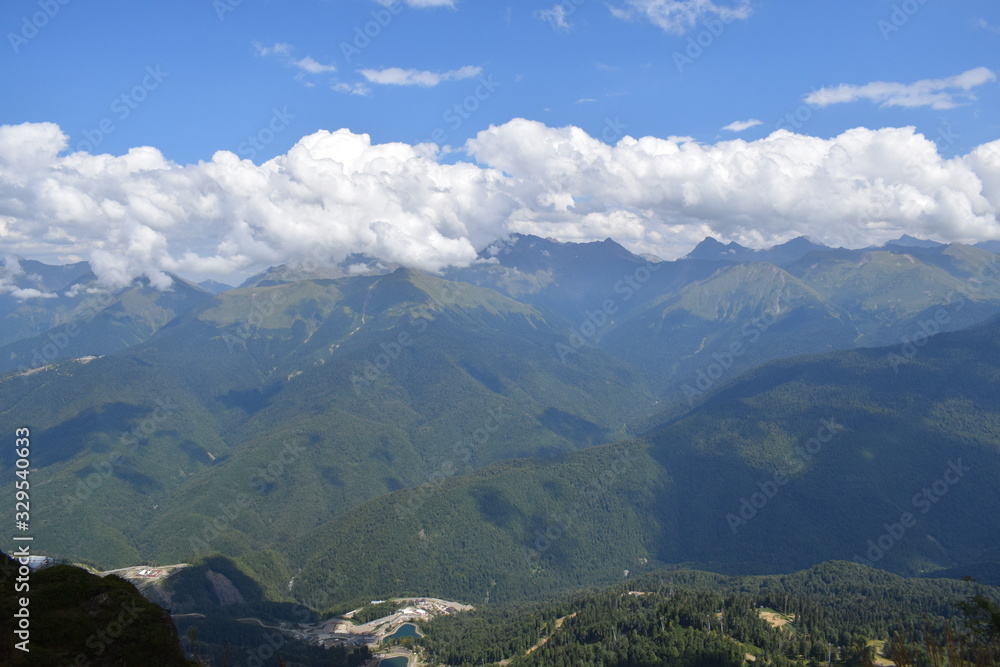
[1,0,999,284]
[4,0,997,161]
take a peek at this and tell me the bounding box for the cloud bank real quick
[0,120,998,287]
[806,67,997,110]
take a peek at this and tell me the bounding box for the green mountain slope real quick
[0,269,656,573]
[418,560,1000,667]
[0,273,213,374]
[4,237,1000,609]
[0,553,193,666]
[612,243,1000,425]
[0,258,94,344]
[288,317,1000,605]
[782,245,1000,342]
[600,262,858,412]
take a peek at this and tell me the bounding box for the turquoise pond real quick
[378,657,408,667]
[386,623,421,639]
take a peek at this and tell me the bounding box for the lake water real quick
[379,657,408,667]
[386,623,421,639]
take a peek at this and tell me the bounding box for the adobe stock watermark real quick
[394,407,510,521]
[847,119,963,249]
[773,90,823,133]
[221,245,329,354]
[724,152,761,191]
[350,282,464,394]
[182,575,349,663]
[15,286,121,378]
[845,107,960,242]
[681,300,785,407]
[981,142,1000,168]
[62,398,180,510]
[556,259,659,363]
[250,439,307,495]
[7,0,71,54]
[189,439,305,555]
[726,417,840,533]
[895,118,962,195]
[426,74,501,146]
[598,115,629,144]
[15,313,108,376]
[522,450,635,565]
[213,0,246,21]
[230,631,290,667]
[237,107,296,160]
[223,289,285,352]
[850,187,898,249]
[340,1,404,63]
[11,548,31,653]
[852,117,962,238]
[75,65,170,154]
[886,296,963,373]
[877,0,931,41]
[853,458,970,567]
[68,599,145,665]
[539,0,586,31]
[673,12,742,73]
[291,572,352,614]
[887,253,1000,372]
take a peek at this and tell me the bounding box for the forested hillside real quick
[0,552,194,665]
[1,236,999,623]
[416,561,1000,666]
[291,316,1000,605]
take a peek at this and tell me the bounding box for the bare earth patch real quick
[758,609,791,628]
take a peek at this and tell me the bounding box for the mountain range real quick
[2,233,1000,613]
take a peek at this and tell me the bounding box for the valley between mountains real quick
[3,233,1000,665]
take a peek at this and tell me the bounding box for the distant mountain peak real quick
[885,234,944,249]
[198,279,234,295]
[685,235,832,265]
[976,239,1000,254]
[238,255,394,288]
[692,237,726,249]
[779,235,819,247]
[685,237,748,260]
[477,234,641,270]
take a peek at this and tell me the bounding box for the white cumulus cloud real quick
[0,120,998,287]
[0,122,517,286]
[466,119,1000,257]
[806,67,997,110]
[359,66,482,87]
